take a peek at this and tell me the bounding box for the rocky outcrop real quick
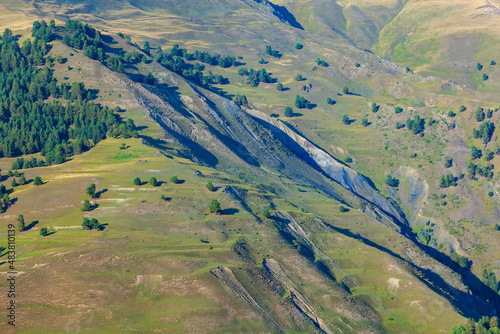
[246,108,409,227]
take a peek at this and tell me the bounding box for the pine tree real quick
[18,174,26,185]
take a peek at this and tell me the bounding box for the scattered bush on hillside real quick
[487,109,493,118]
[395,107,403,114]
[477,62,483,71]
[495,224,500,231]
[327,97,335,105]
[206,181,215,192]
[284,106,293,117]
[342,114,350,125]
[448,111,456,117]
[339,205,349,213]
[471,146,483,160]
[209,199,222,215]
[476,107,486,122]
[295,43,303,49]
[277,83,283,91]
[406,115,425,135]
[294,74,303,81]
[81,199,92,211]
[444,156,453,168]
[483,73,489,81]
[149,177,158,186]
[34,176,43,186]
[237,68,272,87]
[263,209,271,218]
[355,63,360,68]
[170,175,180,183]
[343,86,349,94]
[459,105,467,112]
[265,45,281,58]
[439,174,457,188]
[362,117,369,127]
[39,227,48,236]
[18,174,26,185]
[143,40,150,55]
[316,58,328,67]
[234,94,248,107]
[11,178,17,187]
[385,175,399,187]
[18,215,25,232]
[486,149,494,161]
[295,95,311,109]
[86,183,96,198]
[82,217,100,230]
[472,121,496,144]
[371,103,379,113]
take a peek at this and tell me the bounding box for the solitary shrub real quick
[284,106,293,117]
[477,62,483,71]
[263,209,271,218]
[134,177,141,185]
[342,114,350,125]
[343,86,349,94]
[170,175,179,183]
[448,111,456,117]
[327,97,335,105]
[294,74,303,81]
[362,117,369,127]
[150,177,158,186]
[11,178,17,187]
[18,174,26,185]
[295,43,303,49]
[371,103,378,113]
[39,227,48,236]
[395,107,403,114]
[495,224,500,231]
[277,83,283,91]
[459,105,466,112]
[483,73,489,81]
[355,63,360,68]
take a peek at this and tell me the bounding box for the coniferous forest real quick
[0,21,136,164]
